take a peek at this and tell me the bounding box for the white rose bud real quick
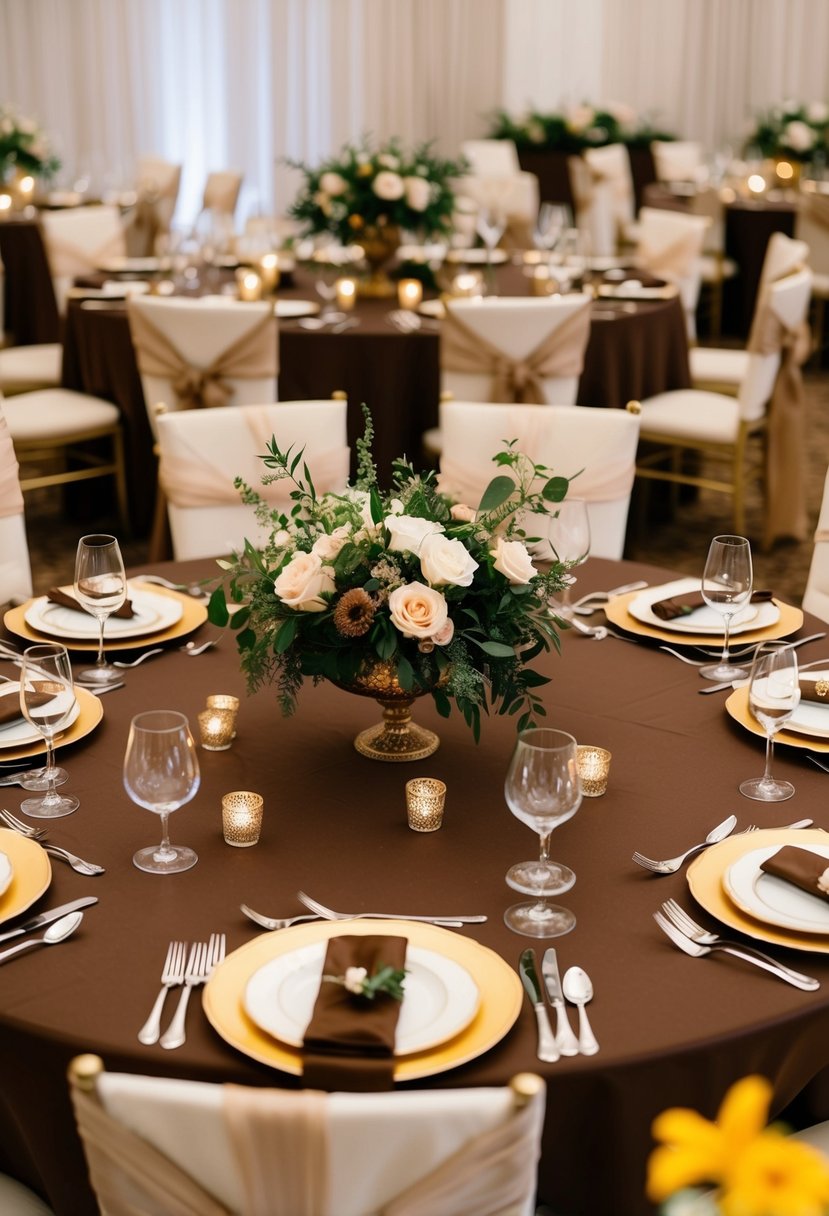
[490,538,537,585]
[312,525,351,561]
[377,153,400,170]
[419,533,478,588]
[320,171,348,196]
[450,503,476,522]
[389,582,449,639]
[344,966,368,994]
[372,170,405,201]
[432,618,455,646]
[404,175,430,211]
[273,551,335,612]
[385,514,444,556]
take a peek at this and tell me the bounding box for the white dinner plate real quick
[445,247,509,265]
[626,577,778,635]
[724,844,829,934]
[244,942,480,1056]
[775,673,829,739]
[100,280,151,298]
[96,256,161,274]
[0,852,12,899]
[0,682,82,750]
[24,584,183,642]
[398,243,447,263]
[597,282,678,301]
[274,299,321,319]
[417,299,445,320]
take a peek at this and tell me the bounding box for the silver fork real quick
[631,814,737,874]
[159,940,207,1050]
[0,809,105,875]
[658,647,708,666]
[113,649,164,668]
[240,904,322,931]
[656,905,819,991]
[138,941,187,1045]
[297,890,486,927]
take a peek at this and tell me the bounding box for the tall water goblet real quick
[547,499,591,619]
[74,534,127,685]
[698,535,754,681]
[123,710,200,874]
[476,206,506,274]
[18,643,79,818]
[740,642,800,802]
[504,728,582,937]
[533,203,569,264]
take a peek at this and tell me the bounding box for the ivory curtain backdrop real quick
[1,0,828,224]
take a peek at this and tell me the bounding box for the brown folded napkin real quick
[47,587,135,619]
[303,934,408,1092]
[651,589,774,622]
[799,674,829,705]
[0,687,54,729]
[759,846,829,904]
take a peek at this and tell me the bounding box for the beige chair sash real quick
[637,229,701,279]
[204,175,242,214]
[44,229,126,279]
[747,299,812,546]
[0,412,24,520]
[129,308,278,411]
[441,304,590,405]
[804,193,829,231]
[125,194,163,258]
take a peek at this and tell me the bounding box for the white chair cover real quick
[567,157,617,258]
[758,231,809,292]
[458,140,539,244]
[635,207,709,339]
[583,144,635,232]
[803,466,829,625]
[796,193,829,287]
[203,172,243,216]
[40,205,126,314]
[0,398,33,604]
[651,141,703,183]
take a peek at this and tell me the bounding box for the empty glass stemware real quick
[740,641,800,802]
[698,535,754,681]
[18,643,79,818]
[476,206,506,271]
[547,498,591,619]
[504,728,582,937]
[123,710,200,874]
[74,534,127,685]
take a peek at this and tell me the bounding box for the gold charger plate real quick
[687,828,829,954]
[725,685,829,754]
[0,686,103,762]
[4,584,208,652]
[0,828,51,926]
[204,919,523,1081]
[604,589,802,648]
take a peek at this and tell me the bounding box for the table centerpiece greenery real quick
[208,409,573,761]
[488,102,676,152]
[0,104,60,184]
[744,100,829,164]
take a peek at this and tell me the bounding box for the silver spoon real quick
[132,574,209,600]
[0,910,83,965]
[565,616,608,640]
[180,639,218,656]
[240,904,322,931]
[113,648,164,668]
[562,967,599,1055]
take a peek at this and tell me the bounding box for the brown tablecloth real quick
[1,556,829,1216]
[0,216,59,345]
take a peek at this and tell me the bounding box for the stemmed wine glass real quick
[740,642,800,802]
[533,203,569,264]
[698,535,754,681]
[73,534,127,686]
[476,206,506,274]
[18,643,79,818]
[123,710,200,874]
[547,499,591,619]
[504,728,582,937]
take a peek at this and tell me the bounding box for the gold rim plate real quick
[725,685,829,753]
[0,686,103,761]
[203,919,523,1081]
[4,584,208,652]
[0,828,51,926]
[605,590,802,647]
[687,827,829,953]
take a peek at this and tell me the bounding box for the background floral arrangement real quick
[488,102,675,152]
[209,410,573,742]
[288,137,466,247]
[647,1075,829,1215]
[0,104,60,182]
[745,100,829,162]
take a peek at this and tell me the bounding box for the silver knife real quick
[519,949,559,1063]
[542,948,580,1056]
[0,896,98,945]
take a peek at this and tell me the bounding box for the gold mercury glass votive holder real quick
[576,745,612,797]
[222,791,264,847]
[335,276,357,311]
[198,708,235,751]
[236,268,263,301]
[206,694,239,738]
[258,252,280,295]
[397,278,423,310]
[406,778,446,832]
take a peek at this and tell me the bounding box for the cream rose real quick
[450,503,476,523]
[388,582,448,639]
[490,538,537,585]
[273,551,335,612]
[419,533,478,588]
[404,175,430,211]
[808,102,829,124]
[312,525,351,561]
[784,120,815,151]
[319,171,347,196]
[432,618,455,646]
[372,170,405,201]
[385,514,444,556]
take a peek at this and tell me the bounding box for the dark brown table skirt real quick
[0,216,59,345]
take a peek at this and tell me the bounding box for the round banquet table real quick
[2,556,829,1216]
[59,262,689,537]
[0,216,60,345]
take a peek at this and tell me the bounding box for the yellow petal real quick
[647,1145,724,1202]
[653,1108,722,1148]
[717,1075,773,1150]
[721,1131,829,1216]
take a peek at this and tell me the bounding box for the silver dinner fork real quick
[138,940,187,1045]
[160,933,225,1050]
[0,809,105,875]
[113,648,164,668]
[240,904,322,931]
[631,814,737,874]
[297,890,486,927]
[653,908,819,991]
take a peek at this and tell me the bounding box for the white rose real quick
[808,102,829,124]
[450,503,476,522]
[784,120,815,152]
[320,171,347,196]
[372,170,405,201]
[565,104,595,134]
[344,966,368,994]
[490,538,537,585]
[347,490,381,540]
[271,529,292,549]
[432,618,455,646]
[313,190,332,216]
[377,153,400,170]
[389,582,448,639]
[273,551,335,612]
[312,525,351,561]
[419,533,478,588]
[385,514,444,556]
[404,175,430,211]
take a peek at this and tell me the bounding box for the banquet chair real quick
[650,141,703,184]
[635,206,709,340]
[40,204,127,316]
[458,140,539,248]
[802,465,829,624]
[156,397,350,559]
[125,156,182,256]
[0,399,33,605]
[582,144,636,246]
[439,399,641,560]
[567,156,617,258]
[202,170,244,217]
[635,265,813,544]
[795,189,829,357]
[68,1054,545,1216]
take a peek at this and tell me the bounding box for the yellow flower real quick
[647,1077,773,1202]
[348,214,364,230]
[356,162,373,177]
[720,1131,829,1216]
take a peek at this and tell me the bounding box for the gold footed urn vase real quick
[358,224,400,297]
[332,658,444,762]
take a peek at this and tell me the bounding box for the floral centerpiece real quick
[488,102,675,152]
[647,1075,829,1215]
[0,104,60,185]
[208,410,572,761]
[745,100,829,163]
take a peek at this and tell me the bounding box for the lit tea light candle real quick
[222,790,264,847]
[405,778,446,832]
[197,708,235,751]
[17,175,34,203]
[335,276,357,310]
[0,194,12,215]
[451,271,483,298]
[258,252,280,294]
[531,265,557,296]
[236,269,263,301]
[397,278,423,311]
[747,173,766,195]
[576,745,612,797]
[206,693,239,738]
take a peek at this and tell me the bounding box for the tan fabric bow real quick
[44,229,126,279]
[128,307,278,412]
[441,302,590,405]
[0,411,24,520]
[747,296,812,547]
[804,192,829,232]
[124,194,162,258]
[637,229,702,279]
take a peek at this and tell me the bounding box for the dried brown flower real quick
[333,588,376,637]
